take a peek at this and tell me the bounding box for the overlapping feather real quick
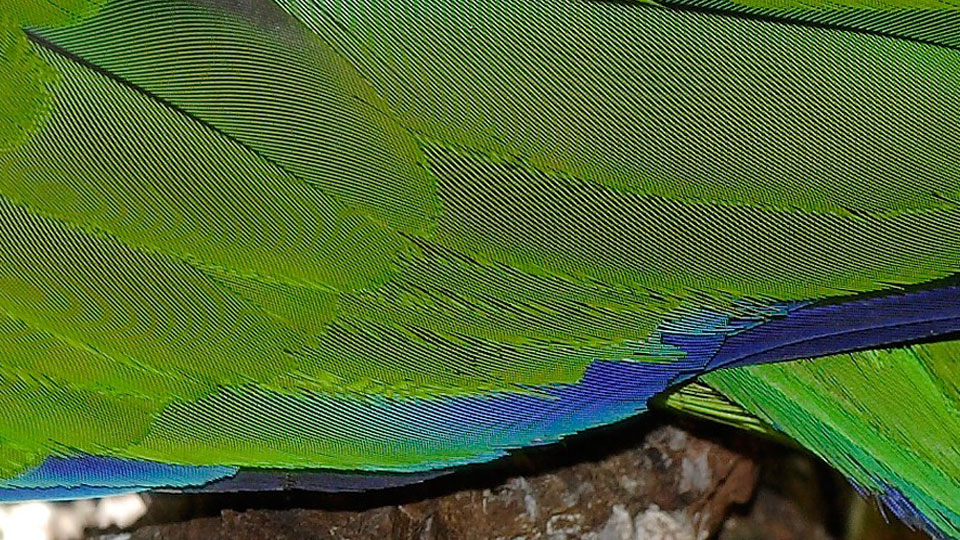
[0,0,958,537]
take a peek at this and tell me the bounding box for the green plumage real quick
[0,0,958,536]
[701,344,960,537]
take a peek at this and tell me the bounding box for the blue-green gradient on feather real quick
[0,0,958,538]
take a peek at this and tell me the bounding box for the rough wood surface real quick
[125,424,759,540]
[112,420,928,540]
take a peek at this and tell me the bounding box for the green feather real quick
[699,344,960,537]
[1,1,960,524]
